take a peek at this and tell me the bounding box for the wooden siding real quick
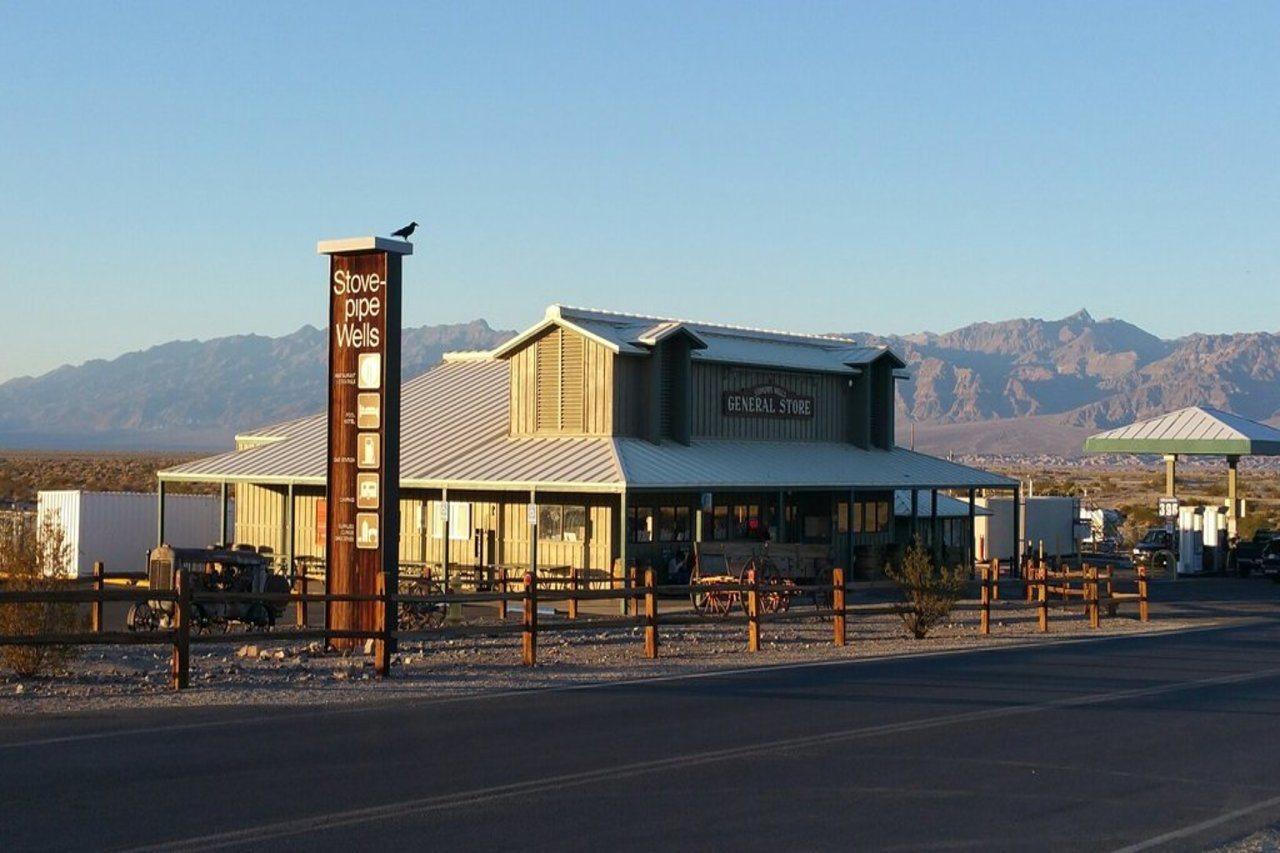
[232,484,616,574]
[613,355,648,437]
[508,325,613,436]
[690,363,849,441]
[233,483,285,555]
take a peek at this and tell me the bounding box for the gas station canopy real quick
[1083,406,1280,457]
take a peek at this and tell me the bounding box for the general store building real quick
[159,305,1016,581]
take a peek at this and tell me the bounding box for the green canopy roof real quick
[1083,406,1280,456]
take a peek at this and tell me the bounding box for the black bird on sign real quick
[391,221,418,241]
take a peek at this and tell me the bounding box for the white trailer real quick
[973,495,1081,563]
[37,491,233,578]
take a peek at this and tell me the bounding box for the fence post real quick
[1037,565,1048,632]
[294,563,307,629]
[568,567,579,621]
[979,564,991,635]
[746,568,760,652]
[990,558,1000,601]
[1087,565,1100,628]
[170,570,190,690]
[522,570,537,666]
[92,561,104,633]
[644,568,658,659]
[497,566,508,621]
[832,567,846,647]
[1138,564,1149,622]
[375,571,391,677]
[627,565,638,616]
[1104,567,1117,616]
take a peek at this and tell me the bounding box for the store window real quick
[430,501,472,541]
[629,504,693,542]
[563,506,587,542]
[849,499,891,535]
[533,504,588,542]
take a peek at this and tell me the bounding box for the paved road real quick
[4,617,1280,851]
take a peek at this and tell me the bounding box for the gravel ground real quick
[1214,827,1280,852]
[0,601,1220,715]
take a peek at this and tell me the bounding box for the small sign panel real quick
[357,353,382,390]
[722,383,814,420]
[356,473,379,509]
[528,503,538,525]
[356,513,380,549]
[357,393,380,429]
[358,433,380,469]
[1158,497,1180,518]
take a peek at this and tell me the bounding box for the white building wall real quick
[37,491,233,577]
[973,496,1079,563]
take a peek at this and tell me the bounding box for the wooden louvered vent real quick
[560,332,585,432]
[536,330,561,431]
[535,328,586,432]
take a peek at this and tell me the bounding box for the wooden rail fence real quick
[0,562,1150,691]
[977,562,1149,635]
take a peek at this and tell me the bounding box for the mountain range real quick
[1,311,1276,455]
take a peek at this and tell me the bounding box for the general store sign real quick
[722,383,814,419]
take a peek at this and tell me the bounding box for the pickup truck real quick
[1132,528,1176,569]
[1234,530,1279,576]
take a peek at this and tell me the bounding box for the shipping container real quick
[36,491,233,578]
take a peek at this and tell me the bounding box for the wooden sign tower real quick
[317,236,411,649]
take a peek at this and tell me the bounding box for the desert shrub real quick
[883,538,967,640]
[0,511,80,677]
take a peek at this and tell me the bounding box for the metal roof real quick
[1083,406,1280,456]
[616,439,1013,491]
[162,359,1013,493]
[894,490,992,519]
[490,305,906,375]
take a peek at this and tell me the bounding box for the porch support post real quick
[156,480,167,546]
[909,489,918,545]
[528,488,537,577]
[930,487,940,566]
[1227,456,1240,539]
[441,486,450,580]
[847,488,856,576]
[967,487,976,574]
[285,482,295,577]
[1011,484,1022,567]
[776,490,786,543]
[618,490,628,616]
[219,481,229,545]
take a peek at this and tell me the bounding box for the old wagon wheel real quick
[762,575,793,613]
[810,566,835,611]
[399,579,447,630]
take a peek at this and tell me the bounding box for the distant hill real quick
[1,310,1276,455]
[847,310,1280,455]
[0,321,515,450]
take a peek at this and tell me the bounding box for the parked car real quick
[1132,528,1176,569]
[1234,530,1279,575]
[1256,540,1280,580]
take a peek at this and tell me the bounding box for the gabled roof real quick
[1083,406,1280,456]
[491,304,907,375]
[161,359,1011,492]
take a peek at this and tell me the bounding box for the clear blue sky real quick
[1,1,1277,382]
